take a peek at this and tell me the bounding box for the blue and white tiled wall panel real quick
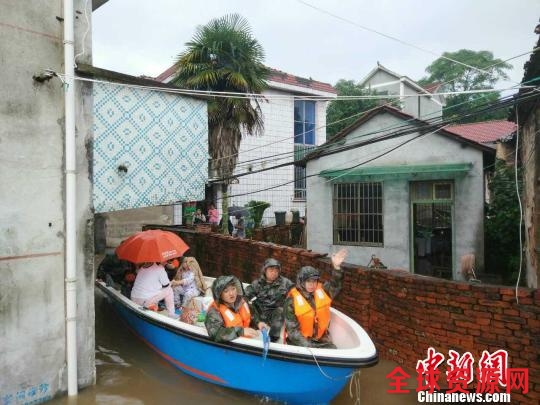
[93,83,208,213]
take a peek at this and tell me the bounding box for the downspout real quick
[63,0,78,396]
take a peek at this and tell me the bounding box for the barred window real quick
[294,165,306,200]
[332,182,383,246]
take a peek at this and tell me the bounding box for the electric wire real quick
[296,0,530,83]
[215,90,537,202]
[514,113,523,303]
[217,91,534,185]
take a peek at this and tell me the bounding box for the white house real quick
[360,62,445,120]
[156,66,337,224]
[304,105,494,280]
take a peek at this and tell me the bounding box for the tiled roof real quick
[421,82,441,93]
[446,120,516,144]
[267,68,336,94]
[154,65,336,94]
[304,105,494,163]
[155,65,177,82]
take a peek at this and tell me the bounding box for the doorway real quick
[411,181,453,279]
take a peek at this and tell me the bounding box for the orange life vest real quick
[210,299,251,328]
[288,285,332,340]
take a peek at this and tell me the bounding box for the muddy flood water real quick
[50,290,419,405]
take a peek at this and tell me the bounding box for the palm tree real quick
[172,14,269,233]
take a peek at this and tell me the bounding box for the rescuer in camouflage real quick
[244,258,294,342]
[282,249,347,348]
[205,275,267,342]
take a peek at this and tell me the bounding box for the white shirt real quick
[130,263,170,301]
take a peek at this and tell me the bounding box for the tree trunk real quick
[220,183,230,235]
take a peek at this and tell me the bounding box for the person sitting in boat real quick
[244,258,294,342]
[96,249,135,297]
[205,275,268,342]
[282,248,347,348]
[130,262,179,319]
[164,257,181,281]
[171,256,207,309]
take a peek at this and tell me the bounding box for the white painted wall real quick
[306,112,485,278]
[0,0,94,400]
[363,69,442,120]
[229,86,331,224]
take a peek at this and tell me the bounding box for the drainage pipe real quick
[63,0,78,396]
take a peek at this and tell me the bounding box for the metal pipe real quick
[63,0,78,396]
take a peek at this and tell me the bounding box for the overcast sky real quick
[92,0,538,89]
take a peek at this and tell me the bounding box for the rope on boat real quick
[348,371,361,405]
[307,349,362,403]
[306,347,356,381]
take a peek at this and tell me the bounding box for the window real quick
[294,100,315,145]
[411,181,453,201]
[332,182,383,246]
[294,100,316,200]
[294,165,306,200]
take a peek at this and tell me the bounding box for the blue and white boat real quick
[96,277,378,405]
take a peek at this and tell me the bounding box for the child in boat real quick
[205,275,268,342]
[171,256,207,309]
[130,262,178,319]
[282,248,347,348]
[244,258,294,342]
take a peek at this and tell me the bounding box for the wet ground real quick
[50,276,419,404]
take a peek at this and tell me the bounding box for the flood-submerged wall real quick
[156,228,539,404]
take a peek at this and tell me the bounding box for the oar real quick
[261,327,269,364]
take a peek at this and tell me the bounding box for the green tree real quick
[326,80,393,140]
[484,159,523,284]
[172,14,269,233]
[419,49,512,123]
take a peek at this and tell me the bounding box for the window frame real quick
[294,100,316,145]
[332,182,384,247]
[293,100,316,200]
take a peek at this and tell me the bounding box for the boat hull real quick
[98,282,377,404]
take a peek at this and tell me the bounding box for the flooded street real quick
[50,290,418,405]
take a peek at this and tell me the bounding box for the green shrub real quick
[247,200,270,228]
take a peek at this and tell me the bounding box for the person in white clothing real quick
[130,262,177,319]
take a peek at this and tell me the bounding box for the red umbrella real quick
[115,230,189,264]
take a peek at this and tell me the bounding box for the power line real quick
[296,0,528,82]
[215,90,538,201]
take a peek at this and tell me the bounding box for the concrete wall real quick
[364,69,400,94]
[0,0,94,401]
[98,206,174,248]
[401,83,442,121]
[364,70,442,120]
[305,112,485,278]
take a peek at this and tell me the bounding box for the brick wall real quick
[147,227,540,404]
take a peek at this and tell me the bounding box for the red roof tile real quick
[267,68,336,94]
[421,82,441,93]
[446,120,516,144]
[155,65,177,82]
[154,65,336,94]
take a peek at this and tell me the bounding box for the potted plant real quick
[247,200,270,229]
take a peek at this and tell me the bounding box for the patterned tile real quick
[93,83,208,213]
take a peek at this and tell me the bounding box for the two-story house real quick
[156,66,337,224]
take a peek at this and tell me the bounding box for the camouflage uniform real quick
[283,265,343,348]
[96,251,135,297]
[205,275,256,342]
[244,258,294,342]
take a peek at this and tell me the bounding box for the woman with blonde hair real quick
[171,256,208,308]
